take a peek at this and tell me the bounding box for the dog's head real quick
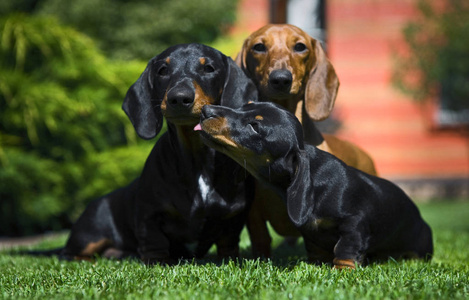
[236,24,339,121]
[123,43,258,139]
[196,102,303,185]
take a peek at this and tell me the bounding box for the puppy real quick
[196,102,433,269]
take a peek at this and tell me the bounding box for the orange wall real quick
[233,0,469,180]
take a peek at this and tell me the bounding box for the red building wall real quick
[232,0,468,194]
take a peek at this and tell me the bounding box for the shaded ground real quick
[0,232,65,250]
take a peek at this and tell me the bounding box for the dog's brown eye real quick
[204,65,215,73]
[252,43,266,53]
[294,43,307,52]
[158,65,168,76]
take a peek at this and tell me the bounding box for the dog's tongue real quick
[194,123,202,131]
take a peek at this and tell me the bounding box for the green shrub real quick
[34,0,239,60]
[0,14,157,236]
[393,0,469,113]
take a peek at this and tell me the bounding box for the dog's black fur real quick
[29,44,257,264]
[197,102,433,268]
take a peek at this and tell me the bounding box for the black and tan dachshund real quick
[196,102,433,269]
[30,43,257,264]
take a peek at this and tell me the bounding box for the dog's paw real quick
[141,256,176,266]
[333,258,357,270]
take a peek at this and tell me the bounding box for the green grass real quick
[1,201,468,299]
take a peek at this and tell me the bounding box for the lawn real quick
[1,201,468,299]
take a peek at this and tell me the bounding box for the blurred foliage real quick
[0,14,157,236]
[0,1,239,236]
[209,31,248,59]
[0,0,239,60]
[392,0,469,112]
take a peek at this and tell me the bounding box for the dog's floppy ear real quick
[304,39,340,121]
[234,39,248,72]
[221,57,258,108]
[286,150,314,227]
[122,58,163,140]
[235,39,257,81]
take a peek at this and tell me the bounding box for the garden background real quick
[1,0,468,237]
[1,0,468,298]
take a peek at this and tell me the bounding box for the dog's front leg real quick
[303,237,334,266]
[216,212,250,259]
[246,209,272,258]
[332,220,367,269]
[216,236,240,259]
[135,214,172,265]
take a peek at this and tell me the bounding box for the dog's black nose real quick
[268,69,292,92]
[167,87,195,109]
[201,105,217,120]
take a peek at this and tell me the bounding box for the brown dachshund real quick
[236,24,377,258]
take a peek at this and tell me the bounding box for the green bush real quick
[0,0,240,236]
[0,14,157,236]
[393,0,469,113]
[8,0,239,60]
